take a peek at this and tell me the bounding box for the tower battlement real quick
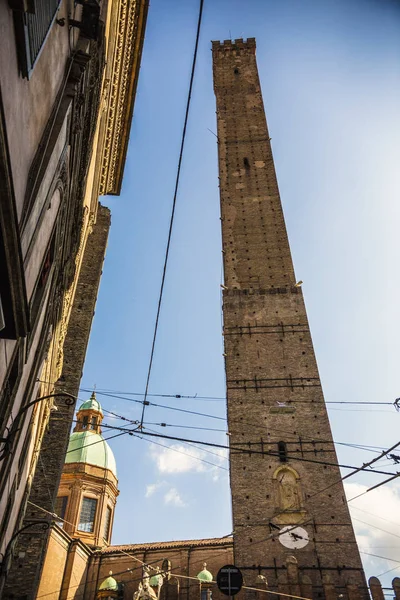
[212,38,256,55]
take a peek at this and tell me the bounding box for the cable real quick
[139,0,204,429]
[144,425,229,463]
[349,505,400,528]
[80,386,225,401]
[305,440,400,502]
[120,428,398,476]
[86,388,394,447]
[33,459,400,600]
[352,518,400,541]
[27,500,76,530]
[134,431,228,471]
[80,386,397,406]
[63,418,398,477]
[102,407,388,452]
[360,551,400,564]
[347,473,400,503]
[376,564,400,578]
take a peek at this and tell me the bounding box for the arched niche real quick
[272,465,303,512]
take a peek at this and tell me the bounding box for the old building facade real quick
[0,0,148,597]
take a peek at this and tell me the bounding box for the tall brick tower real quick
[212,38,367,597]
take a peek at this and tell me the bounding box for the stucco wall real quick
[37,528,70,600]
[0,0,71,219]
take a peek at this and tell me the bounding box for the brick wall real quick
[89,540,234,600]
[212,39,367,598]
[4,204,111,599]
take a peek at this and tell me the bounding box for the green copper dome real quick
[197,563,213,583]
[65,431,117,476]
[99,572,118,591]
[78,392,103,415]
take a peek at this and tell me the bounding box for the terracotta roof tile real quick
[99,536,233,554]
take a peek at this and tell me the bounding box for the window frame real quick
[78,496,97,533]
[54,495,68,527]
[103,505,112,543]
[11,0,62,79]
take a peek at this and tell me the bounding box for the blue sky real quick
[80,0,400,583]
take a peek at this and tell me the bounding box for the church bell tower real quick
[212,38,367,596]
[55,393,119,547]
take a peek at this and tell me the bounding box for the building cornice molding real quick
[99,536,234,555]
[60,465,119,495]
[99,0,149,196]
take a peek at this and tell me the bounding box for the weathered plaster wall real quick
[0,0,71,219]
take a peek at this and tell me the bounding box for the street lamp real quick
[0,392,76,460]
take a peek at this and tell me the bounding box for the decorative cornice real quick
[99,0,149,196]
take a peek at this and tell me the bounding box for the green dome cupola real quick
[56,393,119,548]
[197,563,213,583]
[65,431,117,476]
[99,571,119,591]
[65,392,117,476]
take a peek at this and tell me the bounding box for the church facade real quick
[33,38,397,600]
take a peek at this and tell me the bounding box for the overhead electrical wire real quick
[349,505,400,528]
[82,388,395,447]
[133,431,228,471]
[138,0,205,430]
[69,418,397,476]
[80,386,397,407]
[33,456,400,600]
[352,518,400,541]
[33,472,400,600]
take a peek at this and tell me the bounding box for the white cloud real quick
[145,481,166,498]
[164,487,186,507]
[345,481,400,578]
[149,443,228,479]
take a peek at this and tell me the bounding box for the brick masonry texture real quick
[212,38,367,597]
[4,204,111,600]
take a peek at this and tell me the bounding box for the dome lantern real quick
[75,391,103,434]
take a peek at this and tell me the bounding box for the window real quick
[278,441,287,463]
[78,497,97,533]
[201,590,212,600]
[54,496,68,527]
[12,0,62,78]
[90,416,97,430]
[0,343,22,433]
[0,479,16,542]
[30,232,56,328]
[103,506,112,542]
[82,416,89,429]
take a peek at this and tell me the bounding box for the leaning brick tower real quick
[212,38,367,599]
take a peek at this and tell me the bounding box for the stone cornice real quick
[99,0,149,196]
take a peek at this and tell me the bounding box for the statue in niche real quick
[278,469,301,511]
